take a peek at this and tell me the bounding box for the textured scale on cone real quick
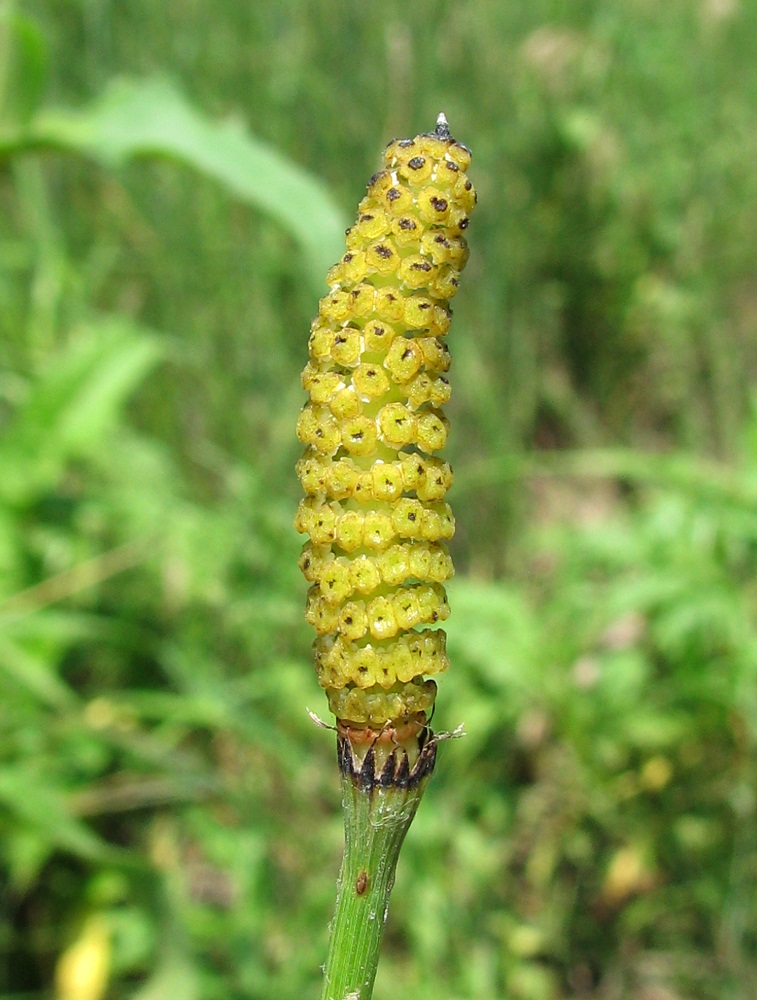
[296,114,475,728]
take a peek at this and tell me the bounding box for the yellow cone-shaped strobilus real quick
[296,114,475,731]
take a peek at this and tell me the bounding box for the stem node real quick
[321,726,438,1000]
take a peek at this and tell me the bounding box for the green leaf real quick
[0,766,120,866]
[130,949,201,1000]
[0,317,162,504]
[446,578,539,694]
[0,611,109,709]
[0,635,77,710]
[10,76,347,290]
[0,9,48,125]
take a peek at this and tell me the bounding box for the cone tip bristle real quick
[435,112,451,139]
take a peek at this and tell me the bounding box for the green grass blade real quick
[0,318,162,505]
[13,76,346,291]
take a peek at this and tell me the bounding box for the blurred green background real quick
[2,1,757,998]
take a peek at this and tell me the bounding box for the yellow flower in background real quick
[55,915,110,1000]
[295,115,475,729]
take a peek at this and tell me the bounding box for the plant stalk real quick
[321,729,437,1000]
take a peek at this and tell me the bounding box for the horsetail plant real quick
[295,114,476,999]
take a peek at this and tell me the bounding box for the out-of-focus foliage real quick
[6,75,346,292]
[1,1,757,998]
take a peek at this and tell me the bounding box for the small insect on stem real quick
[355,870,369,895]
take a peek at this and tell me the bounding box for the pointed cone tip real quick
[435,112,451,139]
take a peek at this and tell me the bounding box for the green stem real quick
[321,730,437,1000]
